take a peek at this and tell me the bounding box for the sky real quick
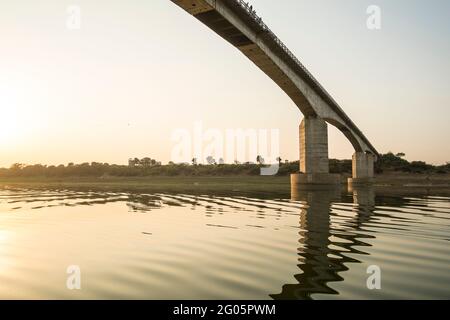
[0,0,449,167]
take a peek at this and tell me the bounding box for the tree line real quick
[0,153,448,178]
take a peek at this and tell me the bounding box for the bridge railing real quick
[233,0,341,109]
[225,0,377,155]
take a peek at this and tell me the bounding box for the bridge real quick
[170,0,378,187]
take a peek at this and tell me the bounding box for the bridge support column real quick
[348,152,375,186]
[291,117,340,189]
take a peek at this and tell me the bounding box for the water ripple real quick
[0,187,449,299]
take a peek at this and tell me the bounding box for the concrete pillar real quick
[272,188,341,299]
[348,184,376,207]
[348,152,375,186]
[300,117,329,174]
[291,117,340,189]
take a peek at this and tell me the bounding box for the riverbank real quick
[1,173,449,193]
[0,176,291,195]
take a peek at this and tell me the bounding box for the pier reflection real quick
[271,185,376,300]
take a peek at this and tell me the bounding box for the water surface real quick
[0,186,449,299]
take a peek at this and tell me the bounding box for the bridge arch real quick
[321,117,364,153]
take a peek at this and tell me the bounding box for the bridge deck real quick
[171,0,378,156]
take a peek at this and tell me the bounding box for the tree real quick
[10,163,25,171]
[192,158,197,166]
[206,156,216,165]
[409,161,432,173]
[256,155,265,165]
[396,152,406,158]
[276,157,282,166]
[141,157,152,167]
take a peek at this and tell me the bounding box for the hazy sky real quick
[1,0,449,167]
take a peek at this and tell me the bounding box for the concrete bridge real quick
[170,0,378,187]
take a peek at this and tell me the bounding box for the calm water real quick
[0,186,449,299]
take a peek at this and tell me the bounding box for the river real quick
[0,186,449,299]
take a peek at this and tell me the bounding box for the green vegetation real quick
[375,152,449,174]
[0,160,352,178]
[0,153,448,179]
[0,162,273,177]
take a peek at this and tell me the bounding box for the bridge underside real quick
[171,0,378,186]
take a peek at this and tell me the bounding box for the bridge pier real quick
[291,117,340,189]
[348,152,375,186]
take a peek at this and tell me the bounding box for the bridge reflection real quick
[271,185,376,300]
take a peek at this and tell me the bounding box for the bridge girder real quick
[171,0,378,158]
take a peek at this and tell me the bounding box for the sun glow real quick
[0,117,23,149]
[0,85,27,147]
[0,79,38,148]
